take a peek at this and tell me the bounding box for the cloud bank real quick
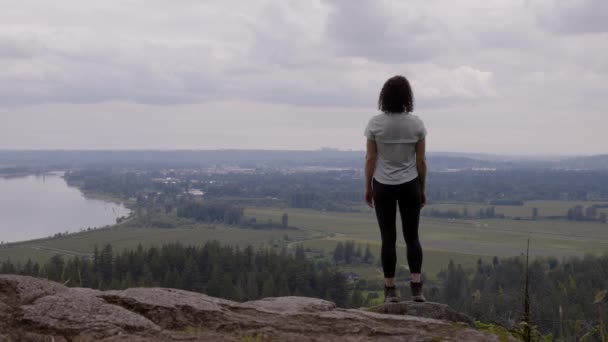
[0,0,606,154]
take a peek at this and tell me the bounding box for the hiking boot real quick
[384,285,399,303]
[410,281,426,302]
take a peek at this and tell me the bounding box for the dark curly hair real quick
[378,75,414,113]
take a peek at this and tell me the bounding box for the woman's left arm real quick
[416,138,427,208]
[364,139,377,208]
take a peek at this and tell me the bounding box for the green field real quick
[245,206,608,278]
[297,237,490,280]
[1,203,607,283]
[0,222,317,264]
[424,200,608,219]
[246,206,608,256]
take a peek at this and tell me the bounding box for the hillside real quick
[0,275,517,342]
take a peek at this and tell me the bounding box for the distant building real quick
[188,189,204,196]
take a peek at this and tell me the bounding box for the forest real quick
[2,242,607,340]
[176,200,291,229]
[0,241,353,308]
[428,255,608,341]
[65,168,608,214]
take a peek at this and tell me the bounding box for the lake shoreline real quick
[0,173,131,244]
[61,174,135,209]
[0,170,57,179]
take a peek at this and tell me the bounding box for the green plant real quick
[474,321,514,342]
[240,332,263,342]
[595,290,607,342]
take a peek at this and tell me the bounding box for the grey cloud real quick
[535,0,608,34]
[476,29,537,50]
[0,30,226,106]
[324,0,446,63]
[0,0,606,154]
[0,34,40,59]
[0,0,601,113]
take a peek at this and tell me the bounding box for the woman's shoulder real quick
[407,113,423,121]
[366,113,386,127]
[370,112,386,120]
[406,113,425,126]
[369,112,424,125]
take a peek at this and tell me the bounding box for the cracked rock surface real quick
[0,275,518,341]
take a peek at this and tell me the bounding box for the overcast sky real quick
[0,0,606,155]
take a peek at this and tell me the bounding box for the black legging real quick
[372,177,423,278]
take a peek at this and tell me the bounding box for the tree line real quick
[2,241,607,339]
[0,241,365,308]
[427,170,608,203]
[332,241,375,265]
[566,204,608,223]
[421,206,505,220]
[66,168,608,217]
[427,255,608,341]
[176,200,292,229]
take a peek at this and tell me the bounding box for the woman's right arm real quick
[415,138,427,207]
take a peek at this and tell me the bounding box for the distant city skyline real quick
[1,1,607,154]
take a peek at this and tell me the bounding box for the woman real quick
[364,75,427,303]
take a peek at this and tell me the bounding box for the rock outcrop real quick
[0,275,517,341]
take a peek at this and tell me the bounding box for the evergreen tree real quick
[573,205,584,221]
[319,267,333,301]
[349,289,365,308]
[182,257,203,292]
[492,256,499,268]
[205,266,222,297]
[442,260,469,309]
[23,259,35,276]
[585,206,597,221]
[354,244,362,260]
[328,270,348,307]
[98,244,113,287]
[277,275,290,296]
[363,244,374,264]
[1,260,16,275]
[219,273,238,301]
[93,245,99,275]
[531,207,538,220]
[344,241,355,264]
[45,254,65,282]
[245,272,259,300]
[485,207,496,218]
[139,264,154,287]
[567,208,574,221]
[294,244,306,261]
[262,277,275,298]
[333,242,344,264]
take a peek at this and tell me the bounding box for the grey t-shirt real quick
[364,112,427,185]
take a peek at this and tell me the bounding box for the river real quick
[0,172,130,243]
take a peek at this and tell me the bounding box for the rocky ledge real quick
[0,275,517,341]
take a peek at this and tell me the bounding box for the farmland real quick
[423,200,608,219]
[2,201,606,281]
[246,206,608,277]
[247,205,608,256]
[0,221,317,265]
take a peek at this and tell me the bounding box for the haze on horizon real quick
[1,0,607,155]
